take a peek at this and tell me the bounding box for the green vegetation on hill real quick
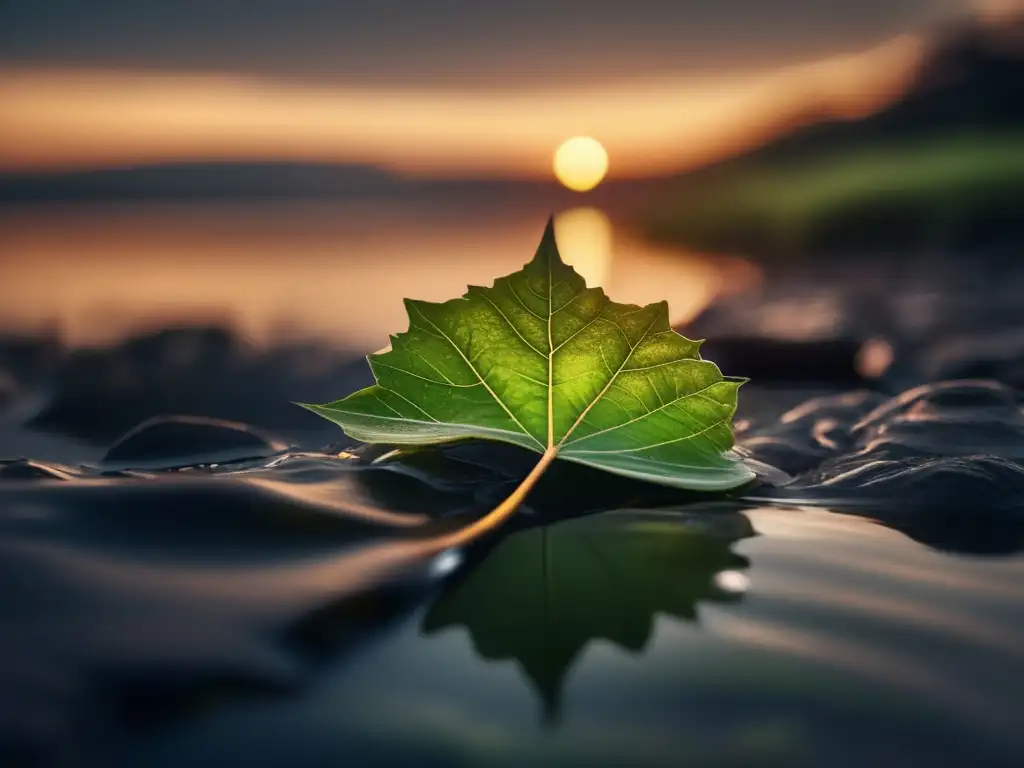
[643,135,1024,256]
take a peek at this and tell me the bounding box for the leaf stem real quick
[438,446,558,548]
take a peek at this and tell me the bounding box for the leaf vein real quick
[509,285,545,320]
[552,308,607,352]
[409,303,544,449]
[409,349,457,385]
[563,381,723,445]
[476,292,546,357]
[565,416,728,454]
[621,355,700,372]
[556,313,661,446]
[374,360,478,388]
[385,388,440,422]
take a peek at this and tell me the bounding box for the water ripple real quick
[739,380,1024,552]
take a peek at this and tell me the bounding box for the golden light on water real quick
[553,136,609,192]
[552,206,763,327]
[554,207,613,287]
[0,205,761,351]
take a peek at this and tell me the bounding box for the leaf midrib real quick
[411,302,544,450]
[561,385,722,448]
[400,268,688,459]
[546,246,555,448]
[553,313,661,451]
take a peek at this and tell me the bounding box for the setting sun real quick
[553,136,609,192]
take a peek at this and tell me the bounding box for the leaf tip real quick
[543,212,556,237]
[531,214,565,268]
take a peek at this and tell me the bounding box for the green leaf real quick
[423,506,753,717]
[301,218,752,500]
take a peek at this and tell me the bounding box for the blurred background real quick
[1,0,1023,452]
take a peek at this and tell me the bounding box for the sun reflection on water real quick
[0,202,761,350]
[554,207,613,289]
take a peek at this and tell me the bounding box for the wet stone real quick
[789,453,1024,515]
[737,436,834,476]
[754,380,1024,540]
[851,380,1020,437]
[0,459,71,481]
[737,390,887,475]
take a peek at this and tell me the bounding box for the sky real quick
[0,1,969,86]
[0,0,1003,178]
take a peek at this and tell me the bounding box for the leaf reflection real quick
[422,504,753,718]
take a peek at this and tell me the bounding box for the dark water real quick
[1,202,1023,767]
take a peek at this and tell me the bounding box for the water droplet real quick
[430,549,462,579]
[714,570,750,594]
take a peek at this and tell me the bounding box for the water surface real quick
[1,198,1022,767]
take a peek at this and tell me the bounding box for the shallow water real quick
[0,201,753,351]
[1,388,1021,767]
[1,199,1023,766]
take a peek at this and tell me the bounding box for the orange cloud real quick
[0,35,924,178]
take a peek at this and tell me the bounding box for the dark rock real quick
[101,416,285,470]
[0,459,71,481]
[25,326,373,444]
[697,336,865,385]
